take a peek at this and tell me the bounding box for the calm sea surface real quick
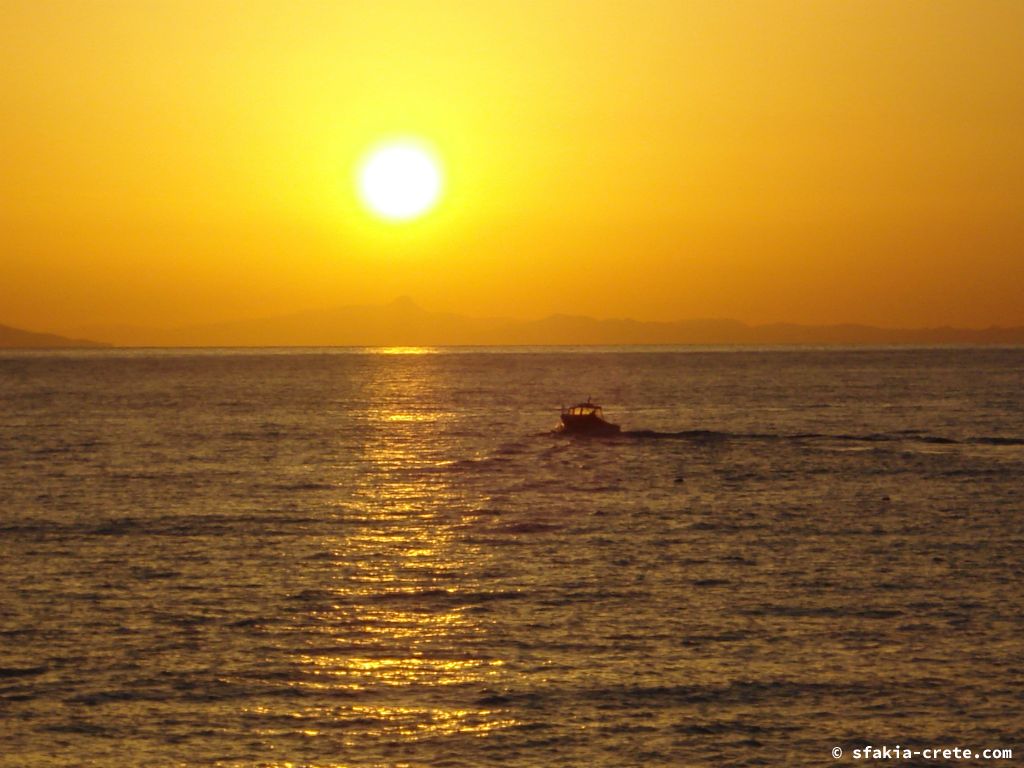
[1,347,1022,767]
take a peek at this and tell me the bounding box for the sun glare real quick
[357,141,443,221]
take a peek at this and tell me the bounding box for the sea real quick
[1,347,1022,767]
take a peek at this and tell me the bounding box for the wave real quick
[969,436,1024,445]
[0,512,327,539]
[477,679,876,710]
[0,665,49,680]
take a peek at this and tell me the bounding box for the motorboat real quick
[555,399,621,435]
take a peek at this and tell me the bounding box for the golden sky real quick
[3,0,1023,333]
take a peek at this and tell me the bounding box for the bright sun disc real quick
[357,141,442,221]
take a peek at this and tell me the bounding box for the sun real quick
[357,140,443,221]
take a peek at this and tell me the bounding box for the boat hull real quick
[556,414,621,435]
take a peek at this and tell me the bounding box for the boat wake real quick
[618,429,1024,446]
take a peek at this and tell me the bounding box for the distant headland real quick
[5,298,1024,348]
[0,324,109,349]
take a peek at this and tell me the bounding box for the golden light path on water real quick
[244,353,517,759]
[371,347,440,356]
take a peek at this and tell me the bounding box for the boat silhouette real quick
[555,398,621,435]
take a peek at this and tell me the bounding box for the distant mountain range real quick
[0,323,109,349]
[66,298,1024,347]
[5,298,1024,347]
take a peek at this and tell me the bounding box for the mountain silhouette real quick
[0,324,108,349]
[66,299,1024,347]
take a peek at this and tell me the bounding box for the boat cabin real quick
[562,403,605,419]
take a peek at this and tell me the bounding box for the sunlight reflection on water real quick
[372,346,439,355]
[267,361,519,750]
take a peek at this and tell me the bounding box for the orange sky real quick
[3,0,1023,333]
